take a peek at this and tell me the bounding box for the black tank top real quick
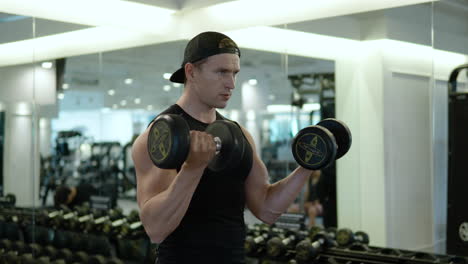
[152,104,253,264]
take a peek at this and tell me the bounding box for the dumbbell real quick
[89,255,107,264]
[56,248,74,262]
[0,194,16,207]
[336,228,369,247]
[292,119,352,170]
[294,232,336,263]
[147,114,246,171]
[266,229,307,259]
[73,251,89,263]
[308,226,337,241]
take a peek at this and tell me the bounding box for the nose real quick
[225,74,236,90]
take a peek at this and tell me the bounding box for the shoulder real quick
[235,123,256,151]
[147,104,181,127]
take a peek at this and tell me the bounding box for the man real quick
[132,31,314,263]
[54,182,98,209]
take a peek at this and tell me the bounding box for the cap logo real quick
[219,38,237,49]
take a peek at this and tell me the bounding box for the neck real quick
[176,86,217,123]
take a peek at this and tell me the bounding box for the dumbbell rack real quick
[0,206,155,263]
[316,245,467,264]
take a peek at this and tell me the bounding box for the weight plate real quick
[147,114,190,169]
[336,228,353,246]
[459,222,468,242]
[266,237,283,257]
[206,120,244,172]
[355,231,369,244]
[292,126,336,170]
[317,119,352,160]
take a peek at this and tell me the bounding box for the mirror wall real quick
[0,0,467,261]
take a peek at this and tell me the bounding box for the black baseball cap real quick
[169,31,241,83]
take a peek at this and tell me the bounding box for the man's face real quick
[191,53,240,109]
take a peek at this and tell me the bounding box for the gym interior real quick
[0,0,467,263]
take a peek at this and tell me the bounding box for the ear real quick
[184,63,196,81]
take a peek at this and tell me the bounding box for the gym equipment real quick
[447,64,468,256]
[147,114,246,171]
[266,229,307,259]
[0,194,15,207]
[295,231,335,263]
[292,118,351,170]
[336,228,369,246]
[308,226,337,241]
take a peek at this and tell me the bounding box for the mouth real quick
[221,94,231,100]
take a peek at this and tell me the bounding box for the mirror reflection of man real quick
[53,183,98,209]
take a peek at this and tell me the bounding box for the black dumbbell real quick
[0,194,16,207]
[89,255,107,264]
[266,229,307,259]
[308,226,337,241]
[336,228,369,246]
[147,114,246,171]
[292,119,352,170]
[73,251,89,263]
[57,248,74,263]
[294,231,335,263]
[107,257,125,264]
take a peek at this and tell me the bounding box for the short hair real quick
[54,185,71,208]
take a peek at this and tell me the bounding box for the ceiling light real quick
[41,61,53,69]
[112,104,118,109]
[163,73,172,80]
[120,100,127,106]
[62,83,69,89]
[0,27,181,67]
[248,79,258,85]
[147,105,153,111]
[134,98,141,104]
[173,83,181,88]
[124,78,133,85]
[269,94,276,101]
[108,89,115,96]
[0,0,176,34]
[0,0,435,67]
[57,93,64,100]
[163,85,171,92]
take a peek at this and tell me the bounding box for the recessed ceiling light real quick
[163,85,171,92]
[108,89,115,96]
[173,83,181,88]
[120,100,127,106]
[124,78,133,85]
[147,105,153,110]
[57,93,64,100]
[134,98,141,104]
[248,79,258,85]
[41,61,53,69]
[163,73,171,80]
[62,83,69,89]
[112,104,118,109]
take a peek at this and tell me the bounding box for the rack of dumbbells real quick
[245,223,468,264]
[0,199,156,264]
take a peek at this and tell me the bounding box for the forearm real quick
[261,167,312,223]
[140,165,204,242]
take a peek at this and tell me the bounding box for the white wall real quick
[0,64,56,105]
[336,37,468,251]
[336,43,387,246]
[3,103,40,207]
